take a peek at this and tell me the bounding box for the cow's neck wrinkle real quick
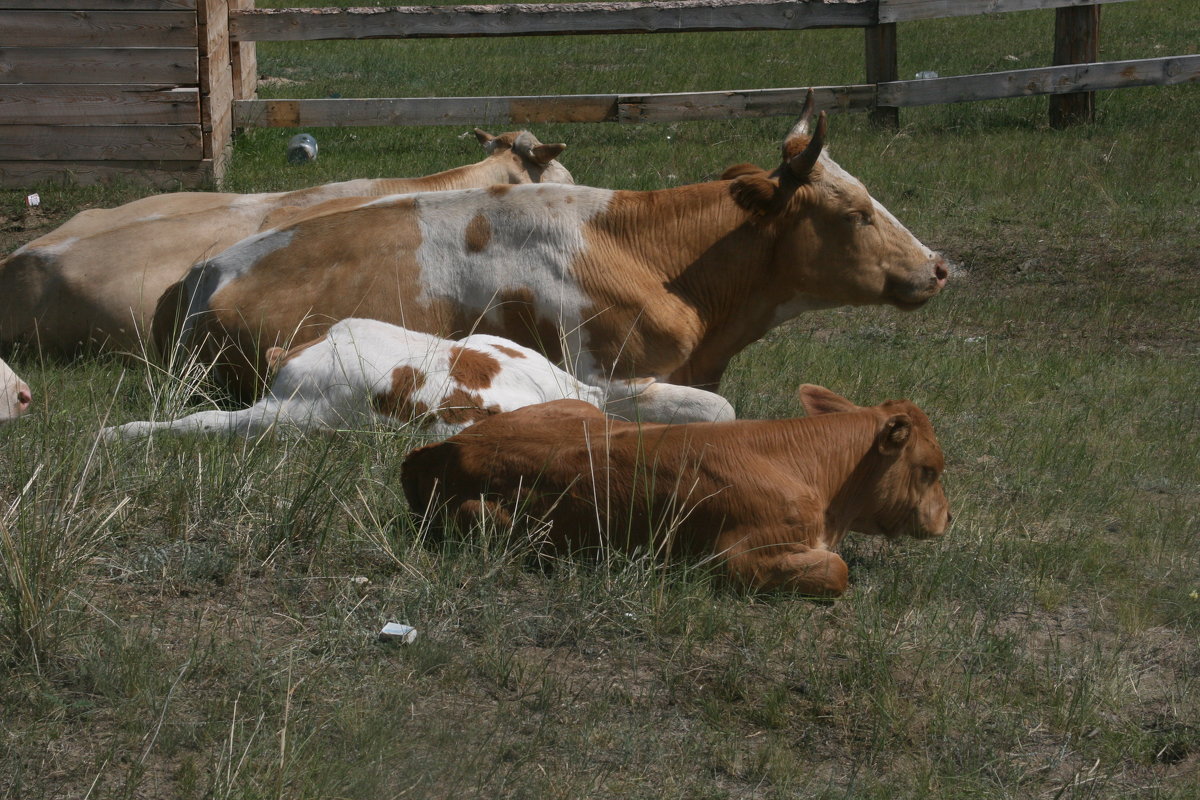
[590,183,763,283]
[590,184,781,339]
[772,411,883,547]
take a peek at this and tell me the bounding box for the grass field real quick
[1,2,1199,798]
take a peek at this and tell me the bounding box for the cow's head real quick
[0,357,32,422]
[729,93,948,311]
[474,129,574,185]
[800,384,951,540]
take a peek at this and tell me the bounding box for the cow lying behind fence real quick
[1,129,570,356]
[401,385,950,597]
[102,318,732,440]
[1,357,31,423]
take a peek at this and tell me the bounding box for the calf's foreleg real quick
[720,534,849,597]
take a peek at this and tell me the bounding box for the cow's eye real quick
[922,467,939,484]
[847,210,872,226]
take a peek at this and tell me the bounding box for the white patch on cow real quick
[819,152,933,260]
[13,235,79,258]
[407,184,614,375]
[178,227,297,351]
[227,193,274,210]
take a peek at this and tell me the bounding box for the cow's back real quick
[401,400,767,554]
[176,185,620,396]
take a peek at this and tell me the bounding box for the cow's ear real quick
[265,346,287,370]
[530,142,567,165]
[799,384,858,416]
[730,173,780,215]
[878,414,912,455]
[719,162,763,181]
[474,128,496,145]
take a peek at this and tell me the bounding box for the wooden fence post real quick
[231,0,258,102]
[1049,4,1101,128]
[865,22,899,128]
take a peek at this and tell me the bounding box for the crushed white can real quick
[379,622,418,644]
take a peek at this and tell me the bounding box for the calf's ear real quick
[799,384,858,416]
[265,346,287,370]
[877,414,912,455]
[531,142,567,165]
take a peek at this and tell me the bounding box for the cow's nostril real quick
[934,260,948,283]
[17,388,31,408]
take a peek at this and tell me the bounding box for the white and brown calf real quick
[102,318,732,440]
[1,357,31,422]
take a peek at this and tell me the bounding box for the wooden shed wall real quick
[0,0,255,189]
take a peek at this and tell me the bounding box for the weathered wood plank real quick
[865,23,898,127]
[233,85,875,128]
[0,1,195,8]
[877,55,1200,107]
[1049,5,1100,127]
[230,0,875,43]
[199,0,234,164]
[5,11,197,48]
[0,125,203,161]
[0,160,215,190]
[616,85,874,121]
[0,86,199,125]
[230,0,258,100]
[878,0,1134,24]
[0,48,197,86]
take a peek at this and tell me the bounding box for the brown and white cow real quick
[401,385,951,597]
[102,318,732,440]
[0,130,570,355]
[168,94,947,400]
[1,357,32,422]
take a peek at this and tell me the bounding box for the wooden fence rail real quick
[4,0,1195,188]
[233,54,1200,129]
[226,0,1191,137]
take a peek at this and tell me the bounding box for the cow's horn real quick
[786,89,817,142]
[787,111,827,180]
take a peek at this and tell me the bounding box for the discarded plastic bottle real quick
[287,133,318,164]
[915,70,939,80]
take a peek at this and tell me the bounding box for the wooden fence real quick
[2,0,1197,188]
[229,0,1198,134]
[0,0,256,188]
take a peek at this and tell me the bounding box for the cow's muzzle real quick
[889,256,949,310]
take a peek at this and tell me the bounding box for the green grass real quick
[2,1,1199,797]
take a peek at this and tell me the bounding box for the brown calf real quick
[401,385,951,596]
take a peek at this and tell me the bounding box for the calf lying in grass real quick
[1,357,31,422]
[103,318,733,440]
[401,385,950,596]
